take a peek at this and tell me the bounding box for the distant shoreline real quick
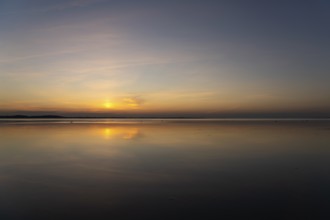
[0,115,329,120]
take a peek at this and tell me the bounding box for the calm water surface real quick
[0,119,329,219]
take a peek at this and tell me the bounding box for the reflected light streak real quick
[101,127,140,140]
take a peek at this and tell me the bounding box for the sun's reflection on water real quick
[101,127,140,140]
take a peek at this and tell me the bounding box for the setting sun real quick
[103,101,114,109]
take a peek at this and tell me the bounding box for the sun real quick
[103,101,113,109]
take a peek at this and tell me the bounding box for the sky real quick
[0,0,329,117]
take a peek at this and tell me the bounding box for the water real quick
[0,119,329,219]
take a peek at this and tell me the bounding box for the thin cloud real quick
[123,96,145,108]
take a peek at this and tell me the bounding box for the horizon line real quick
[0,115,329,120]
